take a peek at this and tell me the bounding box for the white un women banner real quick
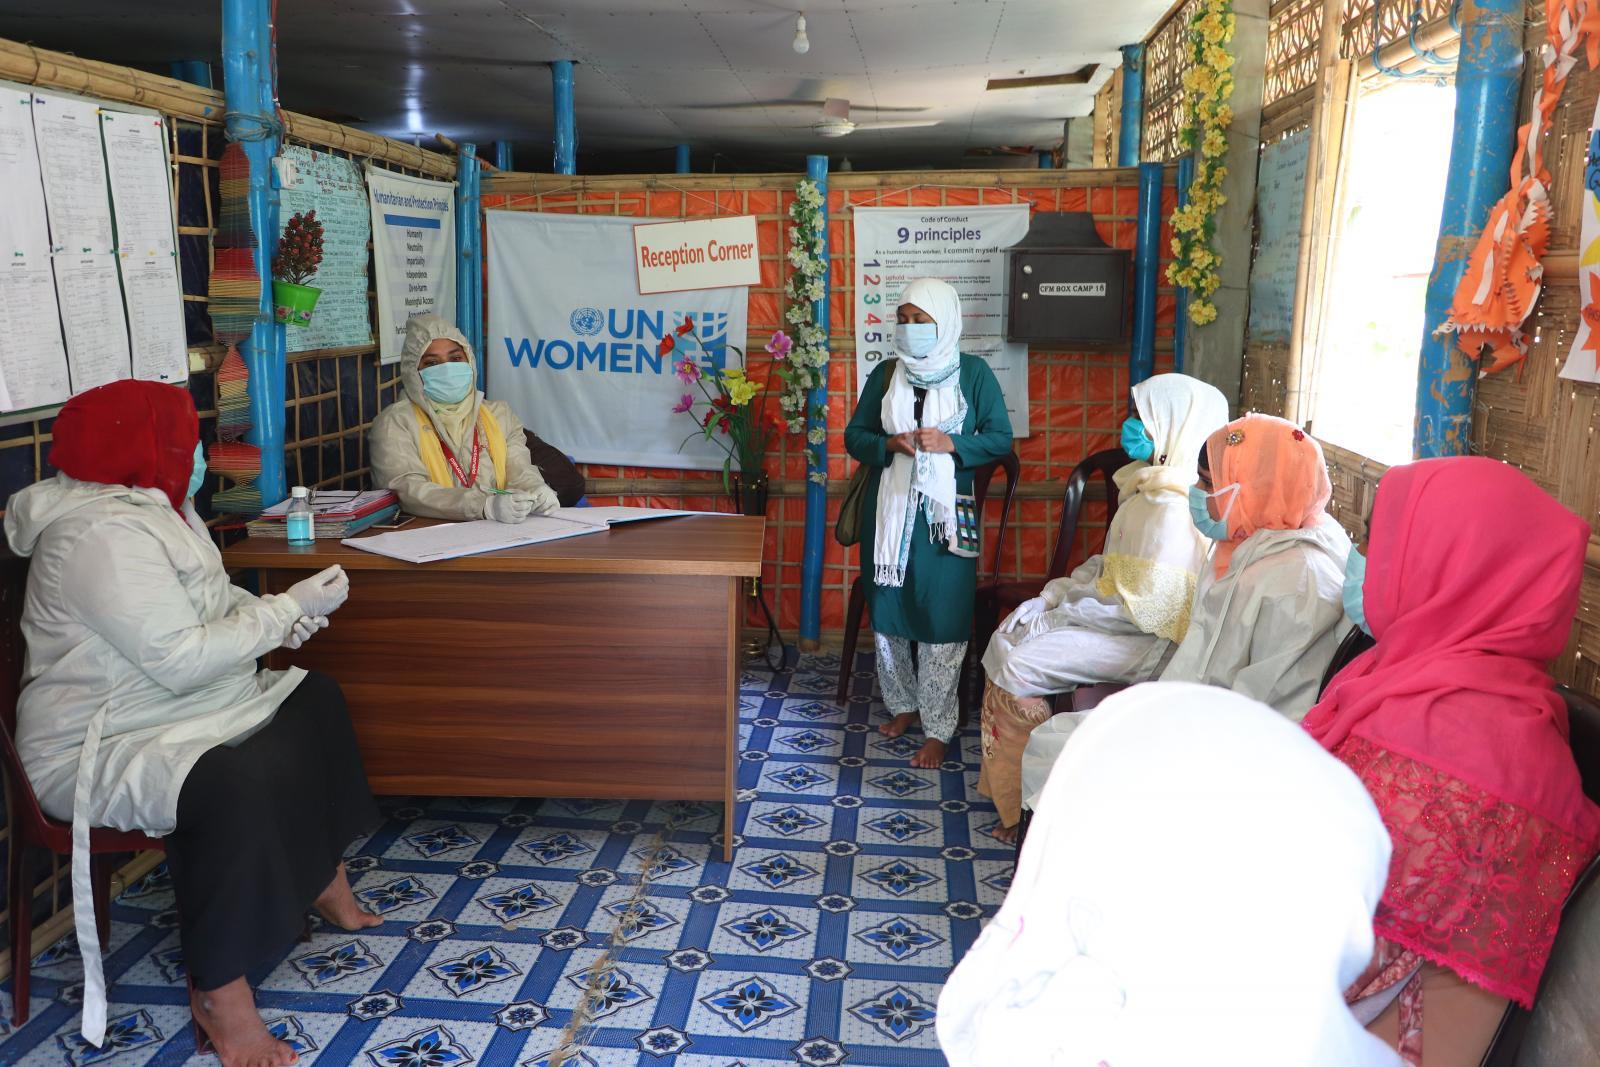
[486,210,748,470]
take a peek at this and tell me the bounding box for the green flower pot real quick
[272,281,321,327]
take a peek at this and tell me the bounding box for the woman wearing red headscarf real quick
[1304,457,1600,1065]
[4,381,380,1067]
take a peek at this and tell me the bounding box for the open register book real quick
[340,506,709,564]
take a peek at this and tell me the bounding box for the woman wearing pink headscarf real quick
[1304,457,1600,1066]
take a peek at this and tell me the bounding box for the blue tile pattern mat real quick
[0,651,1011,1065]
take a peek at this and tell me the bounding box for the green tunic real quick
[845,355,1014,643]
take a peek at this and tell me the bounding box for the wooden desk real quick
[223,515,763,861]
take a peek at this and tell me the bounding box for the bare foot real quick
[191,978,298,1067]
[879,711,918,738]
[313,863,381,932]
[910,738,946,769]
[992,821,1020,846]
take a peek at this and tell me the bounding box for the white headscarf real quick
[400,314,481,453]
[938,682,1399,1067]
[874,277,968,586]
[1095,374,1230,640]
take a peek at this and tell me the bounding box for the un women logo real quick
[570,307,604,336]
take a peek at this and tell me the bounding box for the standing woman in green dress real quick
[845,277,1014,769]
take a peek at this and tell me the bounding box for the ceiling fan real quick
[703,97,939,138]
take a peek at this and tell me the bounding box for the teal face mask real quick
[421,361,476,404]
[1343,548,1371,636]
[1187,483,1236,541]
[187,441,206,500]
[894,322,938,360]
[1120,417,1154,462]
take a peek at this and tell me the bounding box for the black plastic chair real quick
[1479,685,1600,1066]
[1317,627,1376,698]
[836,452,1020,723]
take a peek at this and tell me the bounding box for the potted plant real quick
[271,210,325,327]
[665,321,788,516]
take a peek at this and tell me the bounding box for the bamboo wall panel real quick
[1143,0,1202,163]
[1339,0,1455,60]
[483,171,1180,638]
[1266,0,1326,107]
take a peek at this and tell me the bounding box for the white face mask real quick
[895,322,938,360]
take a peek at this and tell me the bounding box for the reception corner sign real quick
[633,215,760,295]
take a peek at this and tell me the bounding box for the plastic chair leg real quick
[837,577,866,705]
[10,842,33,1026]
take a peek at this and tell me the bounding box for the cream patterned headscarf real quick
[1095,373,1229,640]
[399,314,482,454]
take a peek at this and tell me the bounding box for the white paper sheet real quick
[32,92,115,255]
[0,91,52,262]
[0,265,69,410]
[1563,100,1600,383]
[343,514,605,564]
[100,110,175,257]
[53,253,131,392]
[120,259,186,383]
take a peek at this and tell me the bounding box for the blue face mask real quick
[1187,484,1235,541]
[187,441,206,501]
[421,361,476,404]
[894,322,939,360]
[1343,548,1371,636]
[1120,417,1154,462]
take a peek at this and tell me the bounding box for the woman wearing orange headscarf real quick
[1019,415,1352,812]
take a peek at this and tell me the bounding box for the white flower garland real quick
[782,178,830,485]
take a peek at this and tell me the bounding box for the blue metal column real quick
[675,143,691,173]
[552,60,576,174]
[222,0,286,505]
[1414,0,1524,458]
[169,60,212,87]
[494,140,514,171]
[456,142,485,390]
[1130,162,1163,388]
[799,154,830,648]
[1118,44,1144,167]
[1173,154,1195,373]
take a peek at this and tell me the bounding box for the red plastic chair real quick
[0,557,164,1026]
[836,452,1020,720]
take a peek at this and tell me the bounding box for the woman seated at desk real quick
[370,314,562,522]
[4,380,380,1067]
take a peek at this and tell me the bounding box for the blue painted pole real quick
[494,140,514,171]
[1413,0,1524,458]
[456,142,485,391]
[1037,150,1052,169]
[675,143,692,173]
[221,0,286,505]
[1130,162,1162,389]
[552,60,576,175]
[800,154,830,648]
[1174,154,1195,374]
[169,60,212,88]
[1118,44,1144,167]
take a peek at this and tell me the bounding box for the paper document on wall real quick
[280,146,372,353]
[0,92,53,261]
[343,514,605,564]
[32,92,115,255]
[0,267,68,410]
[100,109,186,383]
[54,253,131,392]
[1562,104,1600,383]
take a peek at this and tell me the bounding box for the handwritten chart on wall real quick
[278,146,372,354]
[33,90,132,395]
[102,108,187,383]
[0,90,68,410]
[1247,128,1310,345]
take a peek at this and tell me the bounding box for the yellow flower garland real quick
[1167,0,1237,327]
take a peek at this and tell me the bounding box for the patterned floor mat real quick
[0,650,1011,1066]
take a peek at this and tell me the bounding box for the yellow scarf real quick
[411,403,508,490]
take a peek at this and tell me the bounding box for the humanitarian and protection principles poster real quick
[366,166,455,364]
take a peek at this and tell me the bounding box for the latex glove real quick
[287,565,349,618]
[1002,597,1049,634]
[282,615,329,651]
[528,485,560,516]
[484,491,534,524]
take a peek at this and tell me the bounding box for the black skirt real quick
[166,670,380,990]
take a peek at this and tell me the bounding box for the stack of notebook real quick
[247,490,400,539]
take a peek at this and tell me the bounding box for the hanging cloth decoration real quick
[1434,0,1600,375]
[207,141,264,515]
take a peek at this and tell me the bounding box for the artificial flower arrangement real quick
[663,319,791,500]
[1165,0,1236,327]
[271,210,326,327]
[783,178,831,485]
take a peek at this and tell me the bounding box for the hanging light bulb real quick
[792,13,810,54]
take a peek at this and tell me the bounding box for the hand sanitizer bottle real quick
[286,486,315,546]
